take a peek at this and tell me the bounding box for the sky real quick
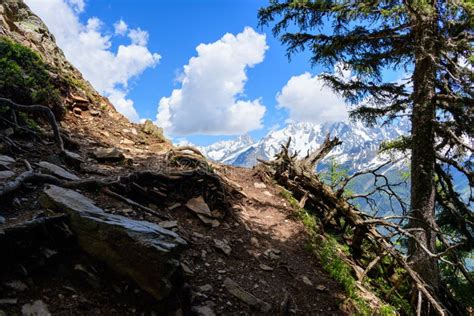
[24,0,351,146]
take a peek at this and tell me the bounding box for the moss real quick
[0,37,61,109]
[279,187,401,316]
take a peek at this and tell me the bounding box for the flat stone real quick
[0,155,14,166]
[223,278,271,312]
[159,220,178,229]
[302,276,313,286]
[198,284,213,292]
[253,182,266,189]
[37,161,80,181]
[92,147,124,161]
[259,264,273,271]
[40,185,187,301]
[196,214,220,228]
[214,239,231,255]
[0,170,15,181]
[185,196,212,216]
[316,284,327,291]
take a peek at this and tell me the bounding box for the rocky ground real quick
[0,102,349,315]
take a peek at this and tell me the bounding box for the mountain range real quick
[197,120,411,171]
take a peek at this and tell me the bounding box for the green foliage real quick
[379,136,412,155]
[0,37,60,107]
[279,188,401,315]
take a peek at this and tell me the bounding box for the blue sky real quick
[26,0,351,146]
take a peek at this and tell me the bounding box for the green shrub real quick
[0,37,61,110]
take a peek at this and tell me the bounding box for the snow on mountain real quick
[197,120,410,171]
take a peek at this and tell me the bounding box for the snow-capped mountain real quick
[197,120,410,171]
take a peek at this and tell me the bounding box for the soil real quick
[0,106,349,315]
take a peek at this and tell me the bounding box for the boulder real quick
[40,185,187,301]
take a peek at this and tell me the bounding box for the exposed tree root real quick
[0,97,64,151]
[258,136,461,315]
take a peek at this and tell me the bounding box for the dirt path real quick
[177,166,348,315]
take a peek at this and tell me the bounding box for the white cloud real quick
[66,0,84,13]
[128,28,149,46]
[114,19,128,35]
[156,27,268,135]
[24,0,161,122]
[276,71,349,124]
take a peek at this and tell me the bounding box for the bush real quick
[0,37,61,115]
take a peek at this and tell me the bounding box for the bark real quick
[407,11,440,292]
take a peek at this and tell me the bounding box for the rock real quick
[250,237,259,248]
[0,298,17,305]
[89,110,100,116]
[0,155,14,169]
[253,182,266,189]
[214,239,232,255]
[40,185,187,301]
[120,138,134,145]
[0,216,5,224]
[315,284,327,291]
[196,214,220,228]
[142,120,165,141]
[259,264,273,271]
[191,305,216,316]
[223,278,271,312]
[63,150,83,165]
[4,280,28,292]
[264,248,281,260]
[301,276,313,286]
[21,300,50,316]
[186,197,220,227]
[92,147,124,161]
[198,284,213,292]
[0,170,15,180]
[180,262,194,276]
[185,196,212,216]
[159,220,178,229]
[263,191,273,197]
[37,161,80,181]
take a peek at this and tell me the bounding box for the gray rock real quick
[301,276,313,286]
[37,161,80,181]
[159,220,178,229]
[259,264,273,271]
[0,216,5,224]
[92,147,124,161]
[0,170,15,181]
[0,155,14,169]
[40,185,187,301]
[214,239,231,255]
[191,305,216,316]
[223,278,271,312]
[198,284,213,292]
[21,300,50,316]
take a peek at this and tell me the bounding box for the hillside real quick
[0,1,388,315]
[0,1,468,315]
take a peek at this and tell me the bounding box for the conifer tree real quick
[259,0,473,295]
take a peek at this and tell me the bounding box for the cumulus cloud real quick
[114,19,128,35]
[156,27,267,136]
[24,0,161,122]
[276,70,349,124]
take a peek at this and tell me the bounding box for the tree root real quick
[0,97,64,151]
[260,137,452,315]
